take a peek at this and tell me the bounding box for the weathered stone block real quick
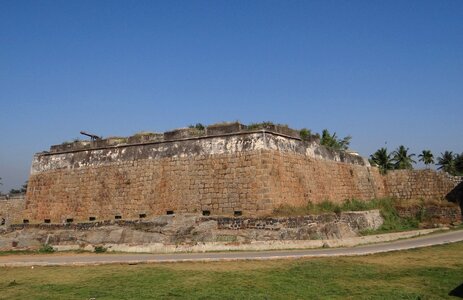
[206,122,243,135]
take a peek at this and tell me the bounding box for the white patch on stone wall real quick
[31,132,365,174]
[305,144,317,159]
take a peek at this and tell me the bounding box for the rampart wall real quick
[384,170,462,200]
[8,123,461,225]
[0,195,26,226]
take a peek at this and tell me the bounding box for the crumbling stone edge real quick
[53,227,449,254]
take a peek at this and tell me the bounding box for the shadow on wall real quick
[446,181,463,216]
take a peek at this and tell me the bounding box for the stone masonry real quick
[0,195,26,226]
[6,122,461,225]
[0,210,384,250]
[384,169,461,200]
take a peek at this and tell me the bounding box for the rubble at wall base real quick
[0,210,382,251]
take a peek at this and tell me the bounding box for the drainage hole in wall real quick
[139,213,146,219]
[202,210,211,216]
[23,219,29,224]
[89,217,96,221]
[166,210,174,215]
[66,218,74,223]
[115,215,122,220]
[234,211,242,217]
[44,219,51,224]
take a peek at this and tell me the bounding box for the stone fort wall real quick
[384,170,461,201]
[0,195,26,226]
[8,123,461,224]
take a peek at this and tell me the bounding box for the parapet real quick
[47,122,317,154]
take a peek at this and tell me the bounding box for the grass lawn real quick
[1,242,462,299]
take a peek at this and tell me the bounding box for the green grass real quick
[1,242,462,299]
[94,246,107,253]
[0,245,56,256]
[37,244,55,254]
[0,250,38,256]
[274,198,385,216]
[246,121,290,130]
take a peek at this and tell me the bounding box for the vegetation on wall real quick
[187,123,206,136]
[319,129,351,150]
[273,197,457,234]
[188,123,205,131]
[51,121,462,177]
[298,128,311,141]
[246,121,286,130]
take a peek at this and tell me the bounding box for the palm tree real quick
[392,145,416,170]
[454,153,463,176]
[437,151,455,174]
[320,129,351,151]
[369,148,393,174]
[418,150,434,168]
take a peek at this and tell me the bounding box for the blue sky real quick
[1,0,462,192]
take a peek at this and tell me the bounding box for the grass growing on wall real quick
[273,198,456,234]
[246,121,289,130]
[273,198,393,215]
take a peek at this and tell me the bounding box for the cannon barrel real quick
[80,131,102,141]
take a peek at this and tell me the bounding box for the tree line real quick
[369,147,463,176]
[0,179,27,196]
[313,129,462,177]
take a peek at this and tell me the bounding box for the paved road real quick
[1,229,462,267]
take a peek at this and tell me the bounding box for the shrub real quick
[38,244,54,253]
[247,122,275,130]
[188,123,205,131]
[187,123,206,136]
[320,129,351,150]
[340,199,371,211]
[246,122,290,131]
[317,200,341,214]
[94,246,107,253]
[299,128,312,141]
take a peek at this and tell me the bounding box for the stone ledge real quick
[47,122,312,154]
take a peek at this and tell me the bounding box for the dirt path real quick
[1,229,462,267]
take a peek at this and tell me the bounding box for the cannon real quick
[80,131,102,141]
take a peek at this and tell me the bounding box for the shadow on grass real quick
[449,283,463,298]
